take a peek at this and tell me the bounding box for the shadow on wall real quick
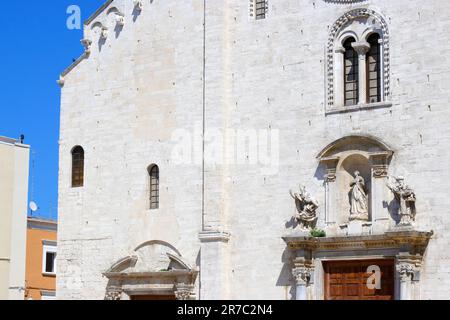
[276,247,296,300]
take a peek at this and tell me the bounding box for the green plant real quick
[310,228,326,238]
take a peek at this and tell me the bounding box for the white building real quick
[0,136,30,300]
[57,0,450,300]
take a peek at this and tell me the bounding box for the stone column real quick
[293,267,312,300]
[292,258,314,300]
[321,157,340,227]
[396,256,421,300]
[334,46,345,107]
[352,41,370,105]
[369,151,393,232]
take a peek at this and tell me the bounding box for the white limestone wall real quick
[58,0,450,300]
[57,0,205,300]
[203,0,450,299]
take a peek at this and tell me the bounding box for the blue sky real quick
[0,1,104,220]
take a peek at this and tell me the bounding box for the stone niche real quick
[318,135,393,236]
[103,240,198,300]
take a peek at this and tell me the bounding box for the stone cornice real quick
[84,0,115,26]
[283,230,433,254]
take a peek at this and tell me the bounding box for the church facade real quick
[57,0,450,300]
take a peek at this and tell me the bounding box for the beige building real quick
[0,136,30,300]
[57,0,450,300]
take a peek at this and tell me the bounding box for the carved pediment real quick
[103,240,198,279]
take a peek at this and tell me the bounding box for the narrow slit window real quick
[367,34,381,103]
[149,165,159,210]
[344,38,359,106]
[71,146,84,187]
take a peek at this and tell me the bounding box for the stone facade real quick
[57,0,450,300]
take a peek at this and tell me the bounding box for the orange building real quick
[25,217,57,300]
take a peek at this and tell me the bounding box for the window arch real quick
[327,9,390,110]
[71,146,84,187]
[343,37,359,106]
[367,33,381,103]
[148,165,159,210]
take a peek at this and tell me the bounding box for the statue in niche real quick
[387,176,416,226]
[349,171,369,221]
[290,185,319,231]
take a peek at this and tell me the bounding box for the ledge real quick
[283,229,433,254]
[326,102,393,115]
[198,230,231,243]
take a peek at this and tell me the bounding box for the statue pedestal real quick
[348,221,363,235]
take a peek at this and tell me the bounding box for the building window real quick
[41,291,56,301]
[250,0,267,20]
[327,9,390,111]
[42,242,57,275]
[367,33,381,103]
[255,0,267,20]
[148,165,159,210]
[344,38,359,107]
[71,146,84,187]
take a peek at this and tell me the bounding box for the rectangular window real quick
[344,40,359,106]
[42,242,57,275]
[367,35,381,103]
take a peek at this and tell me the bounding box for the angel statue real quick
[290,185,319,231]
[387,176,416,226]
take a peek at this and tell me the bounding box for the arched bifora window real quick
[367,33,381,103]
[71,146,84,188]
[148,165,159,210]
[344,37,359,107]
[327,9,390,111]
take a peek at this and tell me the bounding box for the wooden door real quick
[324,259,394,300]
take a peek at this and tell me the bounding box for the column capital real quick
[320,156,340,183]
[175,283,196,300]
[104,286,123,300]
[352,41,370,56]
[396,255,422,282]
[369,151,393,178]
[292,266,314,286]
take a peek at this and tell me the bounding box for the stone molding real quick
[198,230,231,243]
[283,230,433,253]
